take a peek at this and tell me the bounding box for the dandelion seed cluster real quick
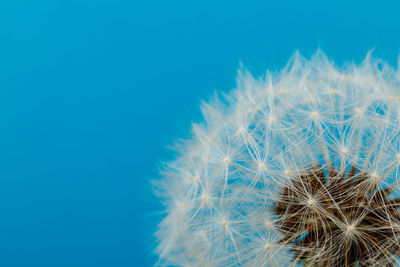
[155,51,400,266]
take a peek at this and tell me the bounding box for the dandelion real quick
[155,51,400,266]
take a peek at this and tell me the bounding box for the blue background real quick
[0,0,399,266]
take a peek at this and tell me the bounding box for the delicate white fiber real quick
[155,51,400,266]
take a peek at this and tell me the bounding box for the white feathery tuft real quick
[155,51,400,266]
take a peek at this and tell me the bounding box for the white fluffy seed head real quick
[346,224,356,233]
[307,197,316,207]
[155,51,400,267]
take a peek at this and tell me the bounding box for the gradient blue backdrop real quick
[0,1,399,266]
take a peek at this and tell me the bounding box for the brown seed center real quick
[273,165,400,266]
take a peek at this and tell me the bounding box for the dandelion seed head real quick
[311,111,319,118]
[346,224,356,234]
[258,163,265,170]
[268,116,276,123]
[306,197,315,207]
[155,51,400,266]
[192,175,200,183]
[200,194,208,201]
[329,88,338,95]
[355,108,363,114]
[265,220,272,228]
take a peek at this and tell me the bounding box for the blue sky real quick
[0,0,399,266]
